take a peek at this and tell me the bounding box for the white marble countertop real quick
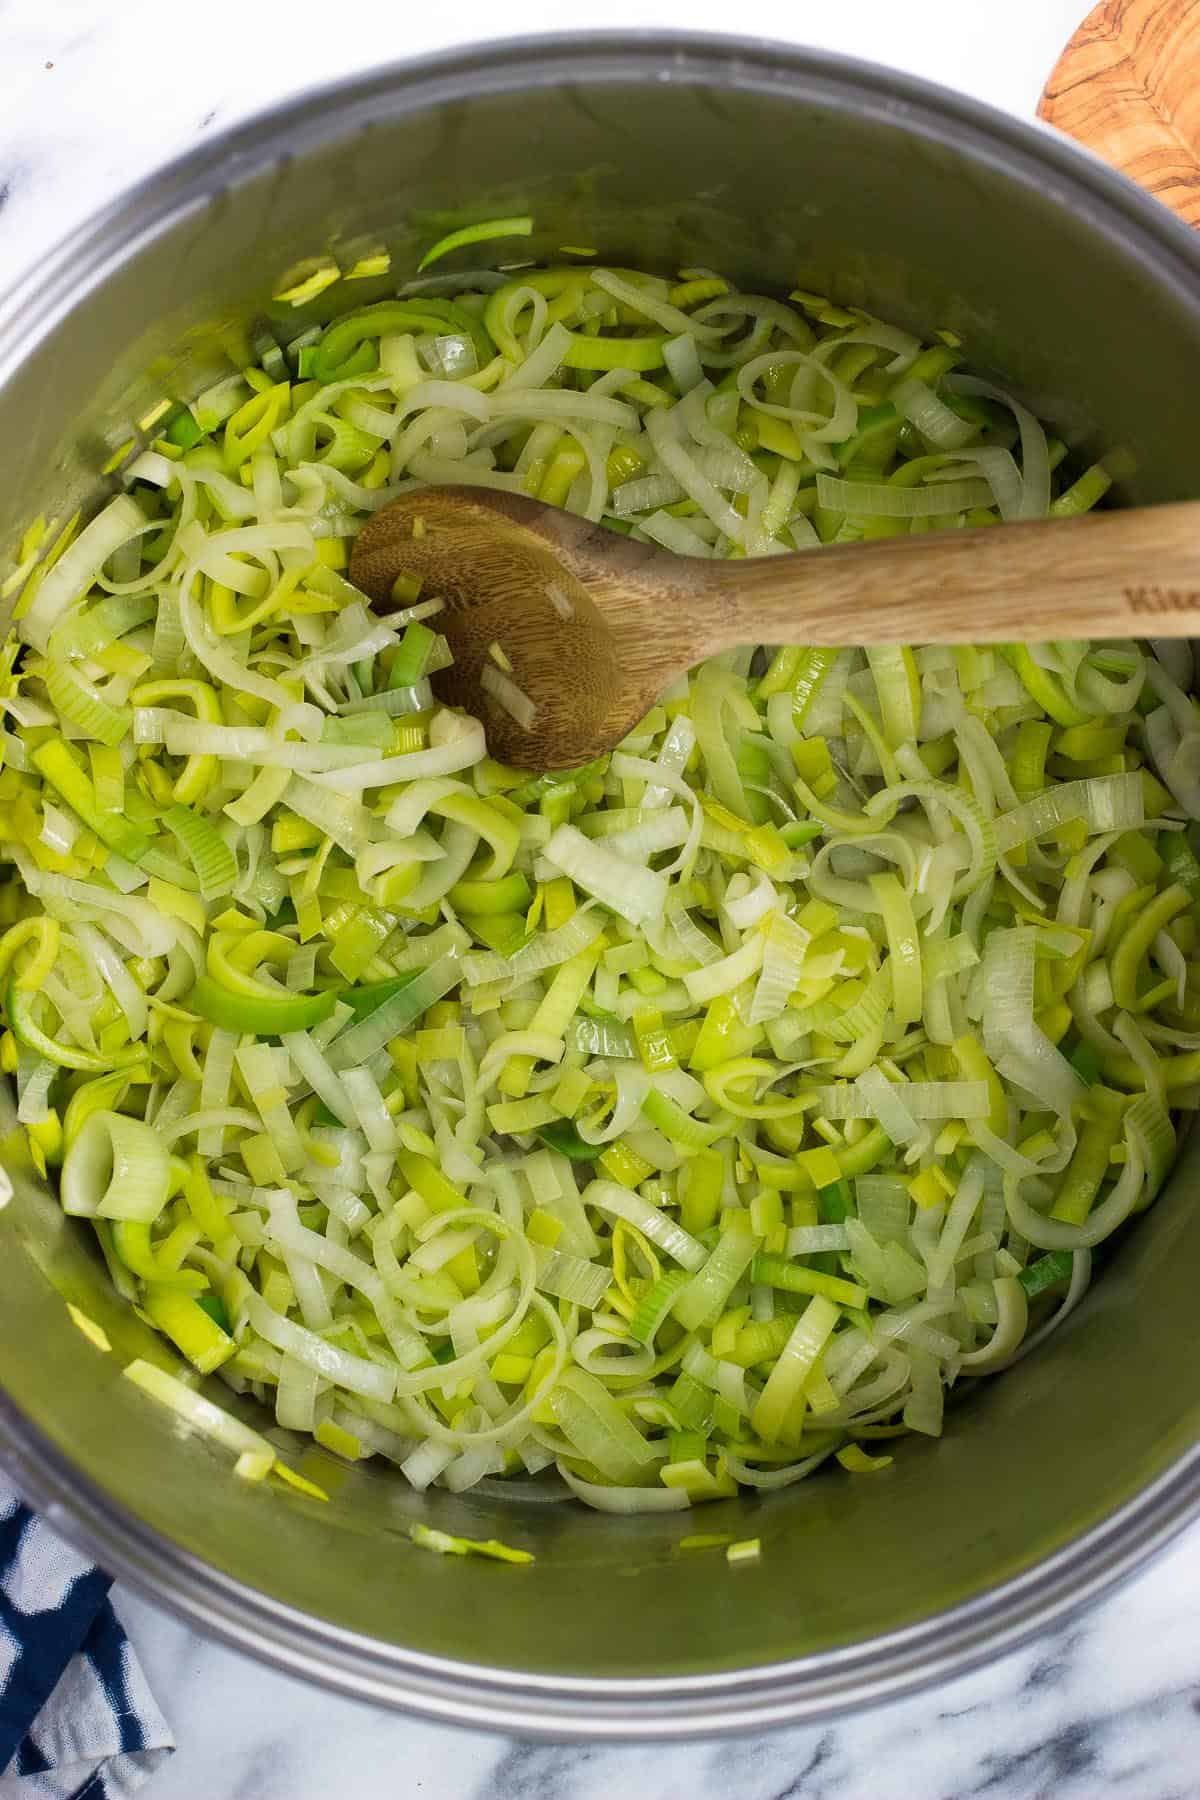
[7,0,1200,1795]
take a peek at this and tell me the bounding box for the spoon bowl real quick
[350,489,641,767]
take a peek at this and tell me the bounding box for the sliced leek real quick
[0,257,1189,1515]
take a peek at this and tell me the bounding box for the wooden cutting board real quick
[1039,0,1200,226]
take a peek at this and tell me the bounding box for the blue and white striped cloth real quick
[0,1486,173,1799]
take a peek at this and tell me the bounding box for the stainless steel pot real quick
[2,32,1200,1740]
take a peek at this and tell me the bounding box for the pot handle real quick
[1039,0,1200,229]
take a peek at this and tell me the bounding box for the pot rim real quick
[3,28,1200,1738]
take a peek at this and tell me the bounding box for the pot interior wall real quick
[2,45,1200,1703]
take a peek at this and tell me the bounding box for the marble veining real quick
[113,1521,1200,1799]
[4,0,1198,1794]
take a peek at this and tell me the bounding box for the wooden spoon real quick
[349,486,1200,769]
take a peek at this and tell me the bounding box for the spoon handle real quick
[677,500,1200,654]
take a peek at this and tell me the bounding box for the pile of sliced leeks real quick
[0,251,1197,1515]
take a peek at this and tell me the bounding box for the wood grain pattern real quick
[1039,0,1200,225]
[351,486,1200,769]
